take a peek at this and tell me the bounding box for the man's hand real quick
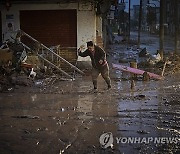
[78,45,85,53]
[80,45,85,49]
[99,59,103,64]
[78,48,81,52]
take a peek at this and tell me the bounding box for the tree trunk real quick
[138,0,142,48]
[174,0,179,54]
[159,0,165,60]
[128,0,131,43]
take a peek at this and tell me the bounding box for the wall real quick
[77,6,96,61]
[0,2,98,62]
[96,15,103,48]
[0,11,2,44]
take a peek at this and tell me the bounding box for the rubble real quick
[138,52,180,77]
[0,36,83,93]
[139,47,148,57]
[115,43,180,81]
[11,75,34,86]
[164,53,180,75]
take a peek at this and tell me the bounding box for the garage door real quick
[20,10,77,72]
[0,11,2,44]
[20,10,77,47]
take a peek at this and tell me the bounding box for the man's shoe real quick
[93,88,98,93]
[88,88,98,93]
[107,85,111,90]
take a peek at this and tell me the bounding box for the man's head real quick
[87,41,94,52]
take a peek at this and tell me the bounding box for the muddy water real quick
[0,73,179,154]
[0,76,118,153]
[0,40,180,153]
[116,76,180,153]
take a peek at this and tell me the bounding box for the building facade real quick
[0,0,115,65]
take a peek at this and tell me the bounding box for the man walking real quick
[78,41,111,90]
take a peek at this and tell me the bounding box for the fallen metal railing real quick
[19,30,84,79]
[22,43,74,79]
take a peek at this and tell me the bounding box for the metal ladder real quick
[18,30,84,80]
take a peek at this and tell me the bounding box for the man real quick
[78,41,111,90]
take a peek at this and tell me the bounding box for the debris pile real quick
[0,38,74,93]
[138,51,180,76]
[163,53,180,75]
[0,30,86,93]
[114,44,180,81]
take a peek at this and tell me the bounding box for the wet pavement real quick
[0,33,180,154]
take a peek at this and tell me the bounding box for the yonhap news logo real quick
[99,132,114,149]
[99,132,179,149]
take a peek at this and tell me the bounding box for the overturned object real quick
[112,63,163,80]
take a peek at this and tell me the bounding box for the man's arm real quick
[78,48,89,57]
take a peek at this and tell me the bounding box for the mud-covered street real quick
[0,33,180,154]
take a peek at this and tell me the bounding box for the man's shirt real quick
[79,45,107,69]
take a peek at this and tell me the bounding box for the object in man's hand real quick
[99,59,103,64]
[80,45,85,49]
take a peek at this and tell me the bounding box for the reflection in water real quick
[31,94,37,102]
[0,72,179,153]
[77,96,93,120]
[130,80,135,90]
[116,74,180,153]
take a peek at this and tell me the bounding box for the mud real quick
[0,33,180,154]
